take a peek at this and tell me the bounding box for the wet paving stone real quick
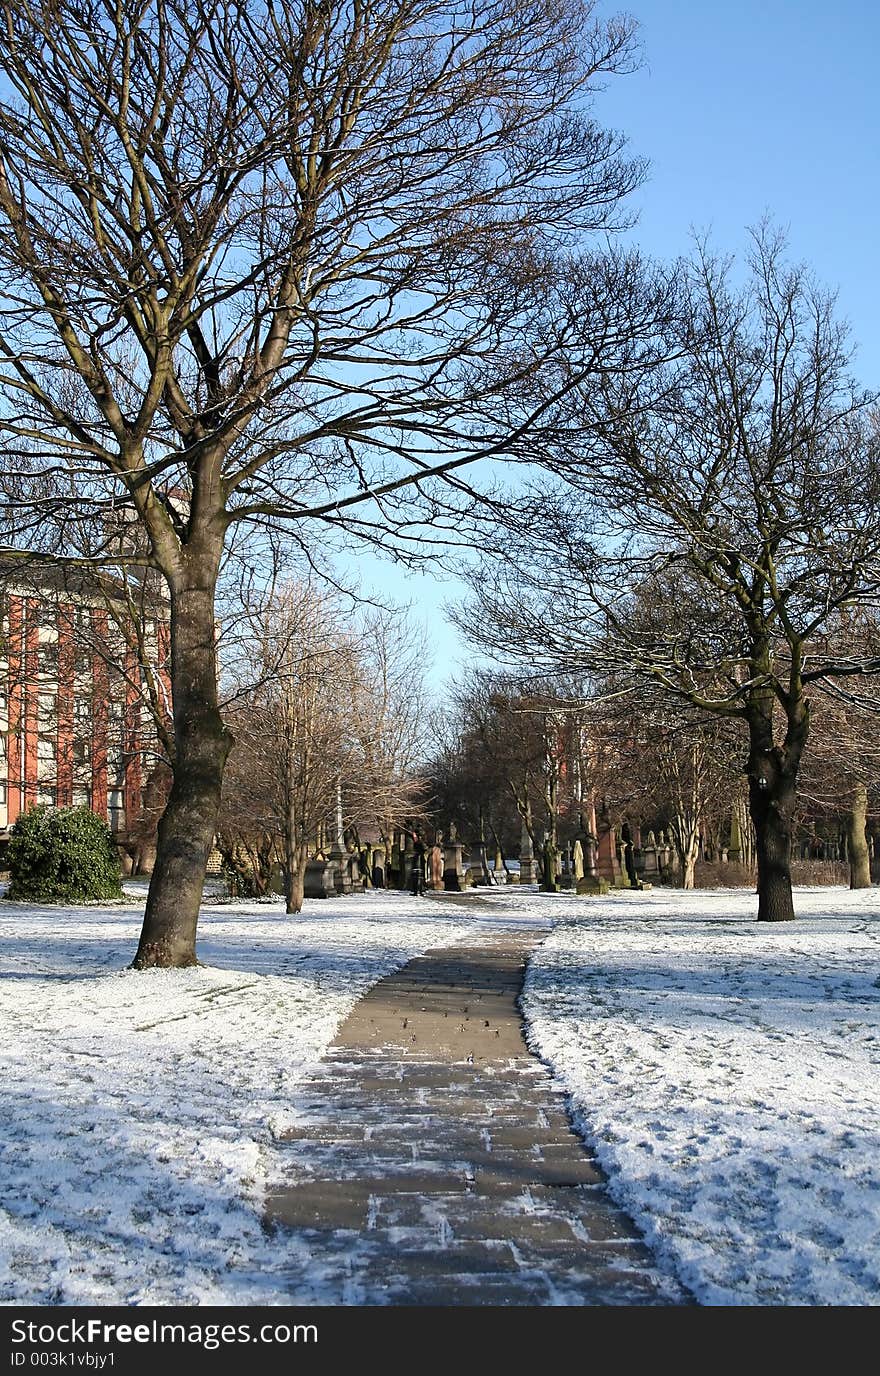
[266,926,689,1306]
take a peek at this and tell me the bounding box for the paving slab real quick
[266,924,688,1306]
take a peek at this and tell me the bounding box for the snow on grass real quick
[6,879,878,1308]
[0,889,475,1306]
[518,885,880,1306]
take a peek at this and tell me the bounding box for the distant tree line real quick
[425,659,879,895]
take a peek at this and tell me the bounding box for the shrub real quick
[6,805,124,904]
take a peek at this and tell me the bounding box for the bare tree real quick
[580,672,746,888]
[427,671,605,886]
[463,230,880,919]
[342,607,430,849]
[222,585,361,912]
[0,0,644,963]
[797,621,880,889]
[220,583,427,911]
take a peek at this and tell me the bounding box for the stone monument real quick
[596,819,620,885]
[558,841,574,890]
[428,839,445,891]
[303,853,336,899]
[328,782,351,895]
[443,825,464,891]
[519,819,537,885]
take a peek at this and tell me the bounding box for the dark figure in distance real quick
[411,835,426,896]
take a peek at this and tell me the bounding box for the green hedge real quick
[6,805,124,904]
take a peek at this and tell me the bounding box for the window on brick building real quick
[73,699,91,747]
[108,789,125,833]
[35,640,59,676]
[38,693,55,729]
[37,736,56,780]
[107,748,126,787]
[107,701,126,786]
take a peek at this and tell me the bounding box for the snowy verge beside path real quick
[520,886,880,1306]
[0,892,475,1306]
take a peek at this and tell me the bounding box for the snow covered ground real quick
[518,885,880,1306]
[3,882,878,1306]
[0,889,476,1305]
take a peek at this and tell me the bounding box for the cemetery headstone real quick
[443,832,464,891]
[519,819,537,885]
[304,855,336,899]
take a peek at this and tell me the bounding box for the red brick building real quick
[0,556,171,863]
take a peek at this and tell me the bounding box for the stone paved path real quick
[266,923,688,1305]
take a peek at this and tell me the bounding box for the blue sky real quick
[349,0,880,692]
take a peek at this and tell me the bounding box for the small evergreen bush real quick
[6,805,124,903]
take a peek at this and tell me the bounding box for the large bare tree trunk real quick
[284,820,309,914]
[748,745,800,922]
[745,646,810,923]
[750,782,796,921]
[670,809,700,889]
[132,572,231,968]
[286,863,306,915]
[848,783,871,889]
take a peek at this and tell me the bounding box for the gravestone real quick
[541,834,559,893]
[401,830,415,891]
[620,823,637,887]
[494,844,507,884]
[632,824,644,877]
[558,841,574,890]
[330,849,352,896]
[596,822,620,884]
[348,853,366,892]
[304,855,336,899]
[328,788,351,895]
[576,821,606,892]
[658,830,674,878]
[428,841,445,891]
[576,873,610,895]
[443,832,464,891]
[641,830,659,877]
[519,820,537,885]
